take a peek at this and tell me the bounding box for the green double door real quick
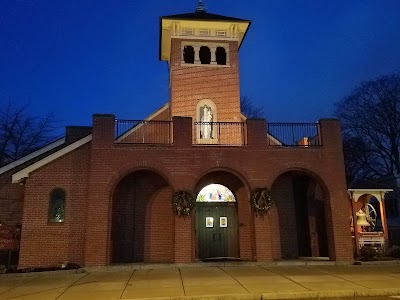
[196,203,239,260]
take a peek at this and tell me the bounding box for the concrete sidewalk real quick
[1,264,400,300]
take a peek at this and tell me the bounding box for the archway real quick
[194,171,247,260]
[272,170,329,259]
[349,190,390,254]
[111,170,173,263]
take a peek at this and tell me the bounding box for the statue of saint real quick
[200,106,213,138]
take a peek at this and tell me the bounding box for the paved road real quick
[0,264,400,299]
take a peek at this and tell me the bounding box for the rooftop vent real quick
[195,0,206,13]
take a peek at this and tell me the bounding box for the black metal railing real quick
[267,123,321,147]
[194,122,246,146]
[115,120,172,144]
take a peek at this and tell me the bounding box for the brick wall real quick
[12,114,353,267]
[18,144,91,268]
[170,39,242,123]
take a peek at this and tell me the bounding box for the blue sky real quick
[1,0,400,132]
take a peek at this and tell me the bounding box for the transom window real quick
[196,184,236,202]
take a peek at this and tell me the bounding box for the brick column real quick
[246,119,268,147]
[92,114,115,148]
[171,154,194,263]
[254,215,273,261]
[84,114,115,266]
[174,216,192,263]
[319,118,353,261]
[173,116,192,147]
[319,118,343,150]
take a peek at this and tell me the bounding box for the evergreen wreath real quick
[250,187,273,215]
[171,190,195,216]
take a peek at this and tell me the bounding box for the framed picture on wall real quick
[206,217,214,228]
[220,217,227,228]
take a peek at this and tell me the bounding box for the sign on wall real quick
[220,217,227,228]
[206,217,214,228]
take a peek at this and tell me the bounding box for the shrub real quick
[360,246,377,261]
[388,246,400,258]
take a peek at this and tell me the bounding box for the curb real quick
[263,289,400,299]
[358,260,400,265]
[120,288,400,300]
[124,295,260,300]
[0,268,85,278]
[355,288,400,297]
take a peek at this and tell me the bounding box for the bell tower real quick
[160,1,251,123]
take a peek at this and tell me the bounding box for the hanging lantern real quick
[356,209,370,227]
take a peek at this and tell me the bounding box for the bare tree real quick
[0,102,58,167]
[240,96,265,119]
[342,136,377,184]
[335,74,400,183]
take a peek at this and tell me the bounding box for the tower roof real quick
[159,4,251,62]
[161,12,249,23]
[162,0,249,22]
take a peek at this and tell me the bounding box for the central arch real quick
[194,170,249,261]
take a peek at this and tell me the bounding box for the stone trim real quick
[12,135,92,183]
[0,138,66,175]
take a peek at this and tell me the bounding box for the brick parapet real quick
[172,117,192,148]
[246,119,268,147]
[92,114,115,148]
[319,119,343,150]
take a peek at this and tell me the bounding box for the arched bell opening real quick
[271,170,329,259]
[194,170,250,261]
[352,194,385,233]
[111,170,174,263]
[350,191,390,255]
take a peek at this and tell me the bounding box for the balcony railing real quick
[114,119,320,147]
[194,122,246,146]
[267,123,321,147]
[115,120,172,144]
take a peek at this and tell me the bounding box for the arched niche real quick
[196,100,218,141]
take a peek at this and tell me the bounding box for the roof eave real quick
[348,188,394,192]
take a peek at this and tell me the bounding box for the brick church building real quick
[0,2,354,267]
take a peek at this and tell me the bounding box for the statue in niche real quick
[200,105,213,139]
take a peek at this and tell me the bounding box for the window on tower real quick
[183,46,194,64]
[199,46,211,64]
[216,47,227,65]
[181,42,230,67]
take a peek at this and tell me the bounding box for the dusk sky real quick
[1,0,400,133]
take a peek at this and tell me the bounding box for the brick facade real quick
[2,117,352,267]
[0,9,355,268]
